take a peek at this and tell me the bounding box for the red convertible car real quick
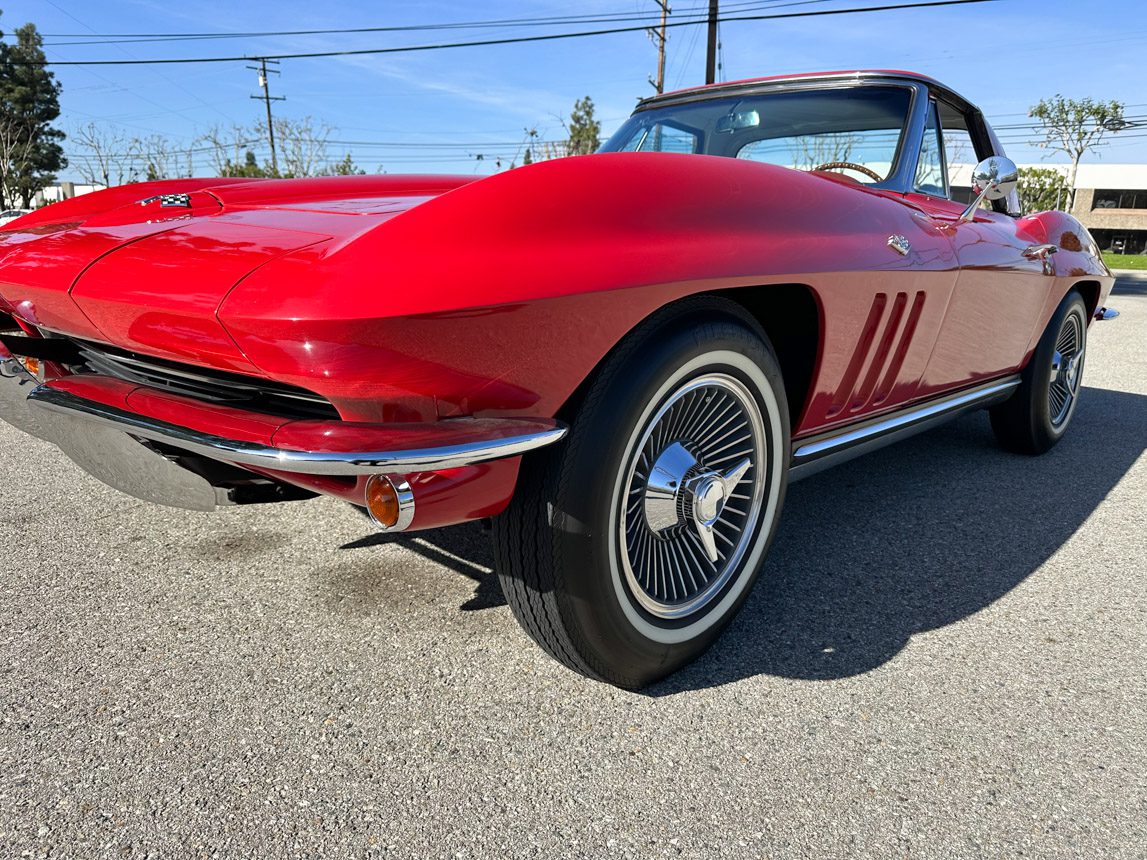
[0,71,1116,687]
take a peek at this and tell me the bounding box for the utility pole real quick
[705,0,719,85]
[248,58,285,175]
[647,1,670,94]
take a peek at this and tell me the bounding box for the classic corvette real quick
[0,71,1117,688]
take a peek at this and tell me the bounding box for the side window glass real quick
[939,102,986,206]
[914,101,946,196]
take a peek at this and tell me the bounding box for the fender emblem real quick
[138,193,192,208]
[887,235,911,256]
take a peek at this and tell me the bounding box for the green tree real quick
[567,96,600,156]
[320,153,365,176]
[0,14,66,208]
[222,150,272,178]
[520,126,538,166]
[1017,166,1071,215]
[1030,95,1125,209]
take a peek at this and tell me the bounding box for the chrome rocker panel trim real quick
[21,383,568,477]
[789,376,1021,481]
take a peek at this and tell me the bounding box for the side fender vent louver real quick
[827,290,926,418]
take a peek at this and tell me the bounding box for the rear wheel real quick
[990,291,1088,455]
[493,301,789,688]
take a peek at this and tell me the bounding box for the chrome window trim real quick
[637,71,978,114]
[626,71,1009,198]
[622,75,928,194]
[913,98,951,198]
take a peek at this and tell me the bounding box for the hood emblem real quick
[138,193,192,208]
[887,234,911,256]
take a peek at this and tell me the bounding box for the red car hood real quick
[203,174,475,215]
[0,175,475,371]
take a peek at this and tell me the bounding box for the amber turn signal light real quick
[364,474,415,531]
[21,356,42,380]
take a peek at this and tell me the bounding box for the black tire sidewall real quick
[548,312,789,687]
[1028,293,1088,444]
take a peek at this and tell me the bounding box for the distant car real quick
[0,70,1117,688]
[0,209,31,227]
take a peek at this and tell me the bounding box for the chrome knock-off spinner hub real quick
[619,374,767,620]
[642,442,753,562]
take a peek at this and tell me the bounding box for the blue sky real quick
[4,0,1146,179]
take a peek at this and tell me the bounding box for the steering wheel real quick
[812,161,883,182]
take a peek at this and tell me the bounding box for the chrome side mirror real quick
[960,156,1019,222]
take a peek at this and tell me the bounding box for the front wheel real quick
[990,291,1088,455]
[493,302,789,688]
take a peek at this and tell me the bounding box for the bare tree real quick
[943,132,973,168]
[271,117,332,178]
[533,140,571,161]
[67,118,348,185]
[131,134,194,181]
[200,118,331,178]
[790,132,860,169]
[70,123,138,187]
[0,119,35,207]
[200,124,259,177]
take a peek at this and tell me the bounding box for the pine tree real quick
[222,150,271,178]
[0,14,66,208]
[567,97,601,156]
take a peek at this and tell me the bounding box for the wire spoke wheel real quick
[1049,310,1085,428]
[990,291,1088,456]
[496,306,788,688]
[616,373,767,621]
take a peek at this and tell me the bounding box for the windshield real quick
[600,85,912,184]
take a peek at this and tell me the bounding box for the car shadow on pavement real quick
[340,386,1146,692]
[649,385,1147,694]
[341,521,505,611]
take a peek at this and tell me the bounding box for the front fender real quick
[218,154,947,423]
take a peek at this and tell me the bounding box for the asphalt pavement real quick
[1,276,1145,859]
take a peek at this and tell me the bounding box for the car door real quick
[906,98,1055,397]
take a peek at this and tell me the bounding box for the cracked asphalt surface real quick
[1,276,1144,859]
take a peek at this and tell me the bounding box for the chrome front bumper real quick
[26,384,568,476]
[0,355,567,511]
[0,354,56,440]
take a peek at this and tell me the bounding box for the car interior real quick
[602,86,913,183]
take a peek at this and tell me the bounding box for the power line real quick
[8,0,998,66]
[33,1,826,43]
[987,102,1147,121]
[993,120,1147,142]
[992,114,1147,132]
[671,13,705,90]
[42,0,241,128]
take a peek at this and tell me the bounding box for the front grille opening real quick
[66,339,340,421]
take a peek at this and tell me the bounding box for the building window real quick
[1090,229,1147,255]
[1093,189,1147,209]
